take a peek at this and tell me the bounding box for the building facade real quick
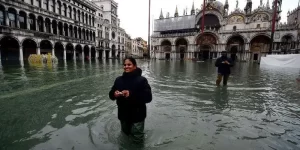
[92,0,126,59]
[151,0,299,62]
[131,37,144,58]
[0,0,130,66]
[124,33,132,57]
[0,0,98,65]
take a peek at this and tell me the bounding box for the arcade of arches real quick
[0,36,97,64]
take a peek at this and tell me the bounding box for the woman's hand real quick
[122,90,130,98]
[114,90,122,98]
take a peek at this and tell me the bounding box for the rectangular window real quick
[0,11,4,25]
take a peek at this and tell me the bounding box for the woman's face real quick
[124,59,137,73]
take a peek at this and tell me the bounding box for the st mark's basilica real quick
[151,0,298,62]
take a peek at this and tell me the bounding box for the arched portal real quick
[196,33,217,60]
[22,39,37,60]
[54,42,64,60]
[0,36,20,63]
[250,35,270,61]
[161,40,172,60]
[198,14,221,30]
[281,35,294,53]
[66,43,74,60]
[84,45,89,60]
[75,45,83,60]
[40,40,52,55]
[91,46,96,59]
[112,44,116,58]
[8,8,17,28]
[226,35,245,62]
[176,38,188,60]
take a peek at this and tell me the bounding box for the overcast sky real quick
[114,0,297,41]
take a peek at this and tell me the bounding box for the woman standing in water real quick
[109,57,152,142]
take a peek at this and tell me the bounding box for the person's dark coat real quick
[109,68,152,123]
[215,56,233,75]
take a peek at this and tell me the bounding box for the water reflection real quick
[213,87,229,110]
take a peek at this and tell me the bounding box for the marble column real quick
[52,48,55,56]
[82,51,84,60]
[37,47,41,55]
[89,49,91,60]
[73,50,76,60]
[26,14,30,30]
[63,49,66,60]
[95,50,99,59]
[19,47,24,61]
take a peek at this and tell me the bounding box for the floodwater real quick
[0,60,300,150]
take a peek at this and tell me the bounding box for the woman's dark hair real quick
[123,57,137,66]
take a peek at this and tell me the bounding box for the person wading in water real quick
[109,57,152,142]
[215,51,234,86]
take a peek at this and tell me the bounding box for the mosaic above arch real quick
[250,13,269,22]
[228,15,245,24]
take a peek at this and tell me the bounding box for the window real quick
[43,0,49,10]
[73,8,76,20]
[256,24,261,28]
[29,15,35,30]
[8,11,16,27]
[36,0,42,8]
[0,9,4,25]
[233,26,236,31]
[19,14,26,29]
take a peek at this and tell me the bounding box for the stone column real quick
[89,49,91,60]
[5,9,9,26]
[16,12,20,28]
[49,21,53,34]
[109,50,112,58]
[63,49,66,60]
[82,51,84,60]
[102,50,105,58]
[73,49,76,60]
[37,47,41,55]
[95,50,99,59]
[36,19,39,31]
[19,47,24,61]
[26,14,30,30]
[52,48,55,56]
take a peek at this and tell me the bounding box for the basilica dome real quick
[209,0,224,14]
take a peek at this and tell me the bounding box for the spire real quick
[174,5,179,17]
[183,9,186,16]
[159,8,164,19]
[191,1,195,15]
[224,0,229,9]
[266,0,270,9]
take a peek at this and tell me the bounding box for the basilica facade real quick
[151,0,299,62]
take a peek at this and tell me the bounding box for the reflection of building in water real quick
[151,0,299,61]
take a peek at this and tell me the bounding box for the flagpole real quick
[201,0,206,33]
[269,0,279,54]
[147,0,151,59]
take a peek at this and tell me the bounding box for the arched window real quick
[73,8,76,20]
[29,14,36,30]
[63,3,67,16]
[77,10,80,22]
[68,6,72,18]
[8,8,17,28]
[57,1,62,15]
[0,6,5,26]
[37,16,44,32]
[19,11,27,29]
[50,0,55,12]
